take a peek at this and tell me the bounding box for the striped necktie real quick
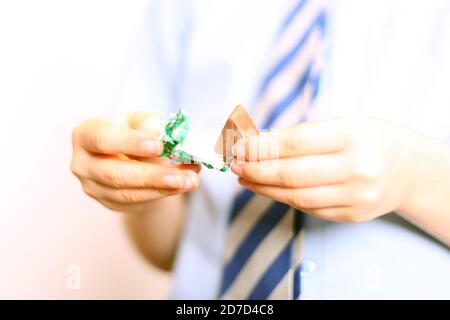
[219,0,327,300]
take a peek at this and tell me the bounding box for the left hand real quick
[231,117,430,223]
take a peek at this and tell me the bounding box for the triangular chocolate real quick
[214,105,259,164]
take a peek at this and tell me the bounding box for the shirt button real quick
[300,259,317,277]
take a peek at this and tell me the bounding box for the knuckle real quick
[283,134,298,156]
[355,186,382,209]
[81,181,95,198]
[118,189,141,203]
[70,159,82,177]
[278,167,292,187]
[353,159,382,182]
[143,168,158,188]
[103,170,123,187]
[279,165,300,187]
[289,191,310,209]
[141,168,158,189]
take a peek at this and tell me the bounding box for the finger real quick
[78,120,163,157]
[305,206,372,223]
[88,156,200,189]
[82,179,191,204]
[238,178,351,209]
[130,157,200,174]
[232,154,351,188]
[97,198,153,214]
[176,163,202,173]
[233,119,350,161]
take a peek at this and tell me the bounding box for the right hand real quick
[71,112,200,213]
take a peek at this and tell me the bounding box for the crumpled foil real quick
[160,109,229,172]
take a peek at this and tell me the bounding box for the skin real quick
[71,113,450,271]
[231,117,450,246]
[71,112,201,269]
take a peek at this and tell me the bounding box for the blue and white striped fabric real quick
[219,0,327,300]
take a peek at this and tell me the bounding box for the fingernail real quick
[189,175,198,188]
[184,177,193,189]
[162,175,184,188]
[141,140,160,155]
[183,175,198,189]
[231,164,242,176]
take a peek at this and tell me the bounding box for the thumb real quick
[126,111,165,138]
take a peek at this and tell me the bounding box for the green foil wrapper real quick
[160,110,228,172]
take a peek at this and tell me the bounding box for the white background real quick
[0,0,169,298]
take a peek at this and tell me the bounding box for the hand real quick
[231,117,430,223]
[71,112,200,213]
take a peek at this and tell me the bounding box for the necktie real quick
[219,0,327,300]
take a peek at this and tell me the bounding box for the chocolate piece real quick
[214,105,259,164]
